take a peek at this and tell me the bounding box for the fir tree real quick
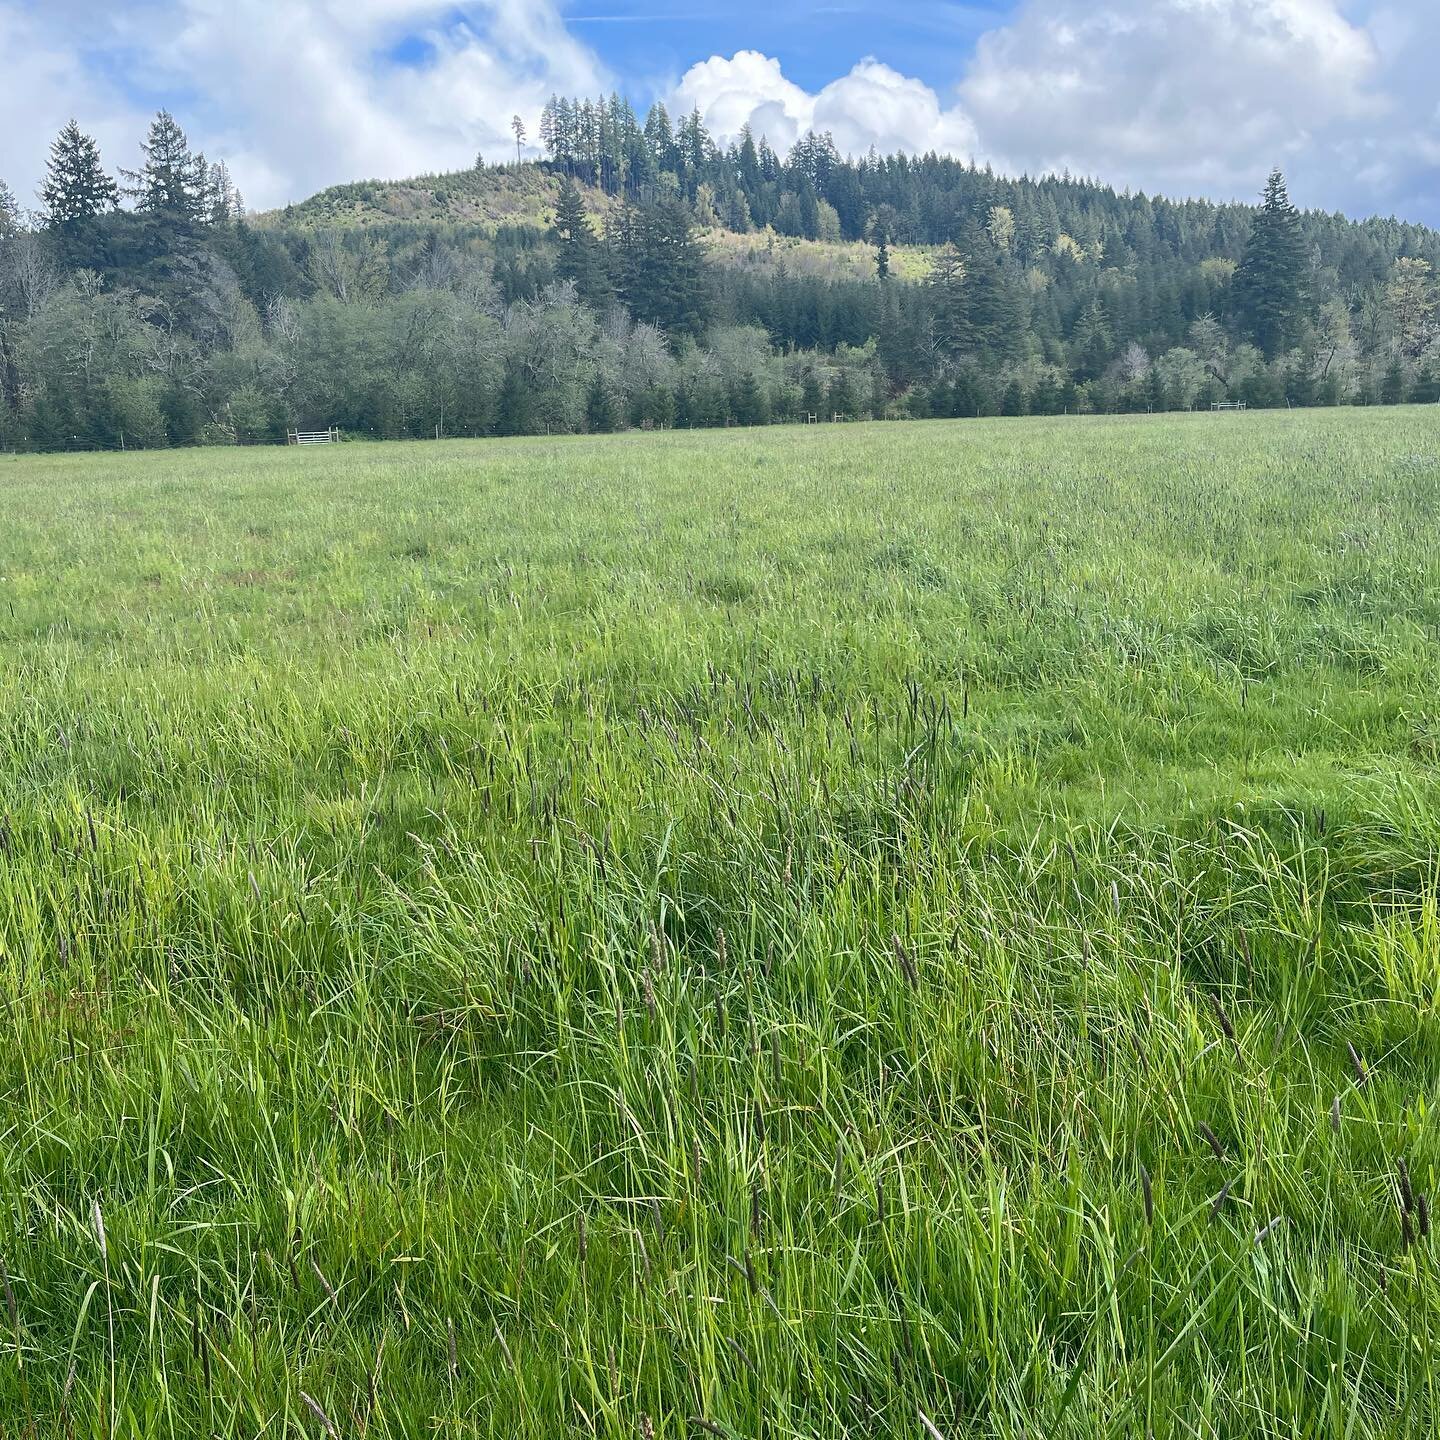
[616,199,710,338]
[551,180,610,308]
[1234,169,1308,357]
[800,370,824,419]
[730,373,767,427]
[0,179,19,236]
[585,375,619,432]
[925,245,971,359]
[122,111,208,224]
[40,121,119,231]
[1380,356,1408,405]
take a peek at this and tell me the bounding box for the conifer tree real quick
[585,375,618,432]
[925,244,971,359]
[39,121,119,230]
[1234,169,1308,357]
[615,199,710,338]
[551,180,610,308]
[122,111,208,224]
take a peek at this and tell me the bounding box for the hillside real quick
[8,103,1440,454]
[258,164,939,279]
[260,163,618,233]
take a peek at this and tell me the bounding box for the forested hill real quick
[3,102,1439,452]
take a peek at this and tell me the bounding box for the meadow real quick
[2,408,1440,1438]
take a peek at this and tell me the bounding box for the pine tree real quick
[552,180,610,308]
[207,161,242,224]
[122,111,208,224]
[1234,169,1308,357]
[585,375,619,432]
[40,121,119,230]
[800,370,824,419]
[925,244,971,359]
[616,200,710,338]
[730,373,767,427]
[1380,356,1408,405]
[1000,379,1028,416]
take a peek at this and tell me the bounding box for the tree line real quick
[2,104,1438,452]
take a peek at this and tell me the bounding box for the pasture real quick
[3,409,1440,1437]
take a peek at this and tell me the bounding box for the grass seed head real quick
[1198,1121,1226,1163]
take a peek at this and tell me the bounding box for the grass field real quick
[3,409,1440,1438]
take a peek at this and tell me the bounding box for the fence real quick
[288,427,341,446]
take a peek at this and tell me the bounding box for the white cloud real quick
[958,0,1379,198]
[956,0,1440,220]
[671,51,979,161]
[3,0,1439,224]
[0,0,607,211]
[666,3,1439,221]
[0,5,149,215]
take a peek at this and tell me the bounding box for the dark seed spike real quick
[1346,1041,1367,1087]
[1209,993,1238,1048]
[1209,1178,1234,1222]
[1398,1158,1414,1213]
[0,1256,16,1331]
[1138,1163,1154,1227]
[1198,1121,1226,1162]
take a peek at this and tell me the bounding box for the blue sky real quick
[561,1,1014,96]
[2,0,1438,224]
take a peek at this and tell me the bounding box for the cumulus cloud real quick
[0,0,607,210]
[957,0,1440,219]
[0,4,150,215]
[958,0,1381,199]
[2,0,1439,224]
[666,3,1439,220]
[671,50,979,161]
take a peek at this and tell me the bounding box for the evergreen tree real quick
[827,370,856,420]
[1414,362,1440,405]
[1071,298,1114,381]
[551,180,610,308]
[617,200,710,338]
[730,373,767,427]
[1234,169,1308,357]
[207,161,242,224]
[40,121,119,231]
[925,244,971,360]
[495,362,533,435]
[585,375,619,432]
[800,369,824,418]
[0,179,19,236]
[122,111,208,225]
[1000,379,1028,416]
[1380,356,1408,405]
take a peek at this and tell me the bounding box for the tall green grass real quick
[3,408,1440,1437]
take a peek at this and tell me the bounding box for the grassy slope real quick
[2,411,1440,1437]
[257,164,619,233]
[257,162,929,276]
